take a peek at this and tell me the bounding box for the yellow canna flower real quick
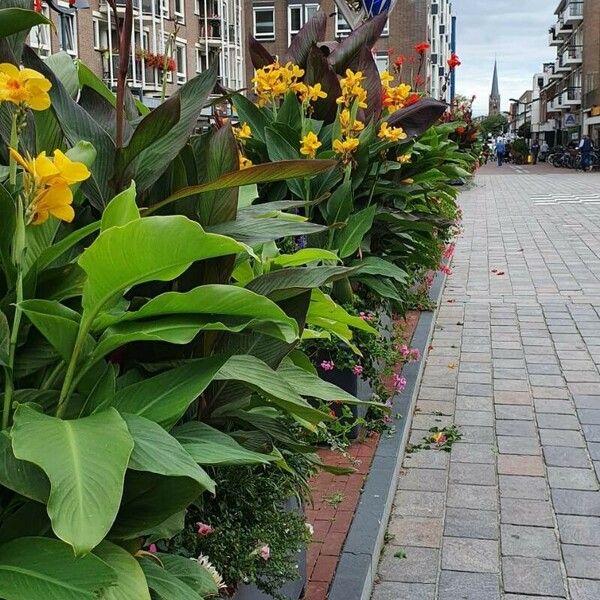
[380,70,394,86]
[401,177,414,184]
[0,63,51,111]
[234,122,252,141]
[300,131,322,159]
[306,83,327,103]
[397,153,412,164]
[378,122,408,143]
[333,137,360,157]
[9,147,90,225]
[239,152,253,170]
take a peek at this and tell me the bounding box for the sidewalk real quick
[371,169,600,599]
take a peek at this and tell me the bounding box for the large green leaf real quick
[78,215,246,318]
[0,430,49,503]
[173,421,273,465]
[0,310,9,367]
[101,182,140,231]
[231,93,270,143]
[352,256,408,283]
[335,205,376,258]
[20,299,81,363]
[306,289,376,334]
[95,541,151,600]
[112,356,228,429]
[11,406,134,555]
[146,160,337,214]
[271,248,339,268]
[215,355,328,425]
[140,558,202,600]
[93,284,298,343]
[157,553,219,598]
[0,8,52,37]
[122,413,214,493]
[0,537,115,600]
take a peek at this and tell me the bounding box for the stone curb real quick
[328,271,446,600]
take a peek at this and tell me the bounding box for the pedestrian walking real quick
[540,140,549,162]
[496,138,506,167]
[579,134,593,172]
[531,140,540,165]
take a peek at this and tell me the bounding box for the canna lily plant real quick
[0,4,377,598]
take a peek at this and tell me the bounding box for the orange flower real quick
[415,42,430,54]
[447,52,461,69]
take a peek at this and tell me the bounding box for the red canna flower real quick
[455,126,465,134]
[415,42,430,54]
[447,52,461,69]
[404,93,421,106]
[394,54,406,67]
[33,0,42,11]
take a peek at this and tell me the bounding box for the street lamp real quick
[44,0,89,52]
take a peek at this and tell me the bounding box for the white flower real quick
[306,522,314,536]
[196,553,227,591]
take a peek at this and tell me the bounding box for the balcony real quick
[555,17,573,37]
[555,56,570,73]
[199,20,222,44]
[547,64,561,81]
[562,86,582,106]
[563,1,584,24]
[563,46,583,67]
[548,27,561,46]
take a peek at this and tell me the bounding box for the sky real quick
[453,0,557,116]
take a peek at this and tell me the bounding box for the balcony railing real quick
[548,27,561,46]
[563,86,581,103]
[563,1,584,22]
[563,46,583,65]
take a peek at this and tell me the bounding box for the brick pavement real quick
[372,168,600,599]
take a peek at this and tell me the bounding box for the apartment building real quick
[244,0,455,101]
[582,0,600,142]
[28,0,244,108]
[538,0,585,144]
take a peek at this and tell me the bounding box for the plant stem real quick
[367,160,383,208]
[115,0,133,149]
[2,115,23,430]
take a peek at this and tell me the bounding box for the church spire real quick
[489,60,501,116]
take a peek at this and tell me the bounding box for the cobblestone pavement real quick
[372,169,600,600]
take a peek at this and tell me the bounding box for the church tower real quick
[489,60,500,116]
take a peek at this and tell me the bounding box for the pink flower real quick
[259,544,271,560]
[400,344,410,357]
[148,544,158,554]
[384,415,393,424]
[359,311,373,321]
[392,373,407,392]
[320,360,335,371]
[195,522,214,537]
[443,243,455,259]
[352,364,364,376]
[438,264,452,275]
[409,348,421,362]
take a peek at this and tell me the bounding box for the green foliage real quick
[479,113,508,137]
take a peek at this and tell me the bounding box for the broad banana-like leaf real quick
[0,8,52,38]
[156,553,219,598]
[11,406,134,555]
[334,204,376,258]
[140,558,202,600]
[0,537,115,600]
[304,44,342,123]
[386,99,447,138]
[248,34,274,69]
[282,9,327,66]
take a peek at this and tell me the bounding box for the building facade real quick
[29,0,244,107]
[244,0,455,102]
[582,0,600,142]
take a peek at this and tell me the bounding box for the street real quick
[373,167,600,600]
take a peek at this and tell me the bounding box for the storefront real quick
[584,107,600,146]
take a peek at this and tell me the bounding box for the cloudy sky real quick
[453,0,557,115]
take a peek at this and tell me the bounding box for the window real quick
[253,6,275,40]
[57,13,78,57]
[196,47,207,73]
[174,0,184,23]
[93,18,110,51]
[29,3,51,57]
[288,4,319,44]
[176,42,187,85]
[335,9,352,38]
[374,52,389,74]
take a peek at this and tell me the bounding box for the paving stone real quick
[459,426,496,443]
[403,450,449,470]
[411,414,453,430]
[495,405,535,421]
[454,410,494,427]
[392,491,445,518]
[500,475,548,500]
[534,398,576,414]
[444,507,498,540]
[547,466,599,490]
[589,442,600,460]
[377,545,439,583]
[502,557,566,597]
[451,442,496,464]
[496,420,537,437]
[552,489,600,516]
[441,537,499,573]
[531,386,570,399]
[493,390,531,405]
[455,396,493,411]
[397,468,447,492]
[447,484,498,510]
[536,413,581,430]
[558,515,600,546]
[569,578,600,600]
[497,436,540,456]
[578,409,600,424]
[386,516,443,548]
[539,428,586,447]
[500,498,554,527]
[371,582,435,600]
[449,462,496,486]
[497,455,545,476]
[419,387,456,402]
[505,596,565,600]
[572,394,600,409]
[582,424,600,442]
[500,524,560,560]
[438,571,500,600]
[543,446,591,468]
[562,544,600,579]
